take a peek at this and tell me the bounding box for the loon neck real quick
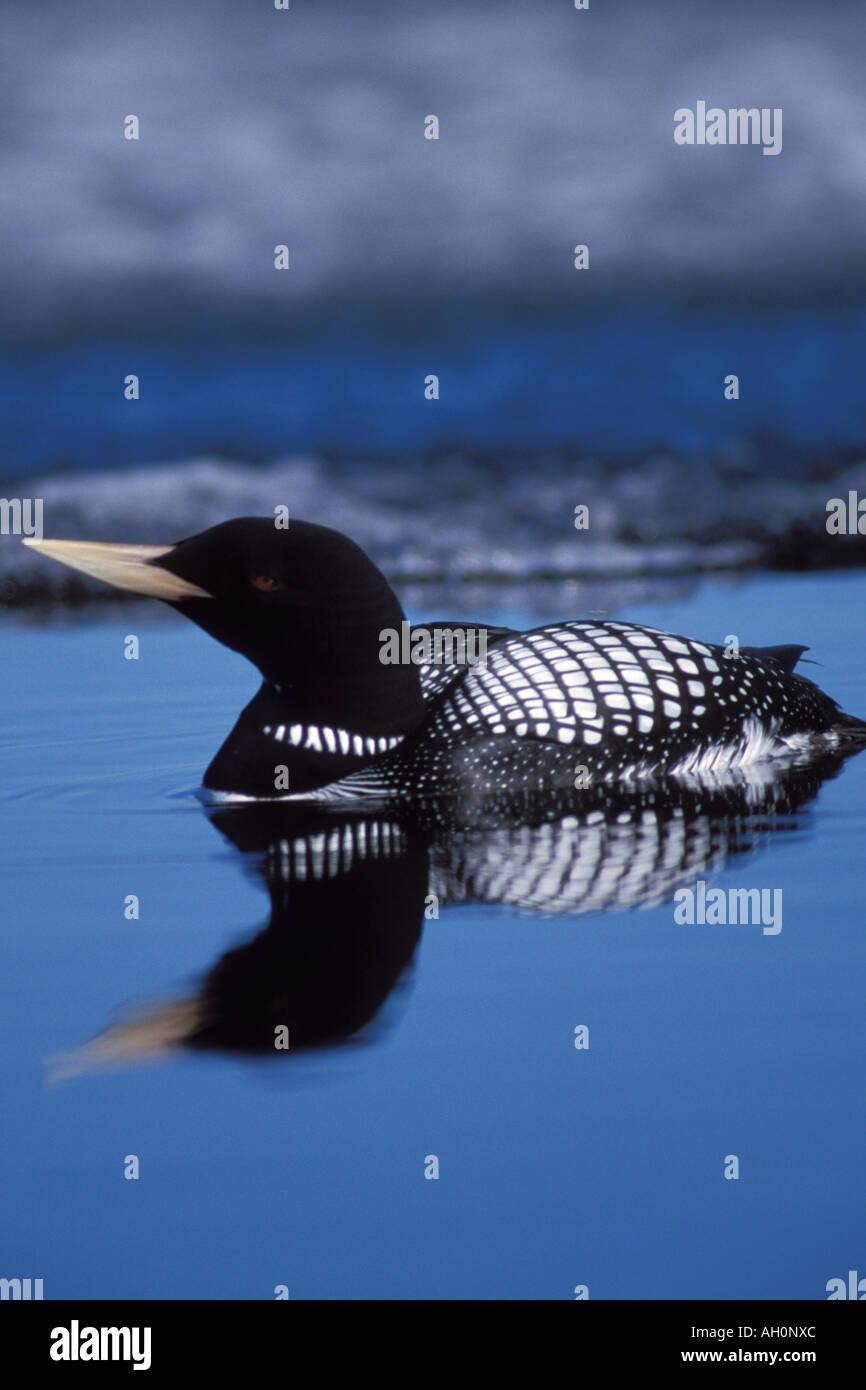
[203,680,415,798]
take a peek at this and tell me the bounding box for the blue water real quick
[2,570,864,1299]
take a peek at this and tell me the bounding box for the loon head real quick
[25,518,427,742]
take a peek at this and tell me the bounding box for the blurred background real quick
[2,0,865,612]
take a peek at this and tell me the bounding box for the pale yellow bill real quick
[22,538,211,599]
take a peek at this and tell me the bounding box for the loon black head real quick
[26,518,427,795]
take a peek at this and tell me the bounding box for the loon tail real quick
[739,643,866,745]
[740,643,810,673]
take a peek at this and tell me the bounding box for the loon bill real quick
[25,517,866,800]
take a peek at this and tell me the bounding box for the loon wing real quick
[412,622,517,706]
[420,620,846,777]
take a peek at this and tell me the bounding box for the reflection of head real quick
[47,755,849,1076]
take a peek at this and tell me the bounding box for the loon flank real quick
[24,517,866,801]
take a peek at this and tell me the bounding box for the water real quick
[2,569,864,1299]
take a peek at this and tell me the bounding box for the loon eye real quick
[253,575,278,591]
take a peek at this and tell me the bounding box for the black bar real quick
[3,1299,862,1374]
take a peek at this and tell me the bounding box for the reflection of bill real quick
[48,754,849,1075]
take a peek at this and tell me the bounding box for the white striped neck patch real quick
[261,722,404,758]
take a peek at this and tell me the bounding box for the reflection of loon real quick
[26,518,866,801]
[49,756,852,1072]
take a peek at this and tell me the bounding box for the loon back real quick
[323,619,866,800]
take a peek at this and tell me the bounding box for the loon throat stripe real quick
[262,722,404,756]
[22,539,211,600]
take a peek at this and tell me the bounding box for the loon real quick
[25,517,866,802]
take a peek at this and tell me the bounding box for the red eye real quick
[253,575,277,591]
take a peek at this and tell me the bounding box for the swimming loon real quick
[25,517,866,801]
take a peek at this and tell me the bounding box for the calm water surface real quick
[1,570,864,1299]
